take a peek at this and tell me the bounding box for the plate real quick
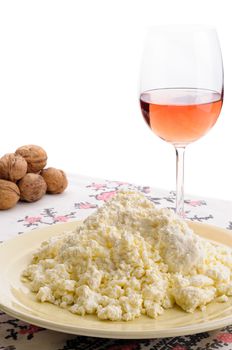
[0,220,232,339]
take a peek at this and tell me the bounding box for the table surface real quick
[1,174,232,350]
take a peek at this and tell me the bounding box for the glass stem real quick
[175,145,186,217]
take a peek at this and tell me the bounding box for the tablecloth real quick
[1,173,232,350]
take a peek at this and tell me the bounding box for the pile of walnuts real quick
[0,145,68,210]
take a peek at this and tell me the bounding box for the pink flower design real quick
[217,333,232,343]
[55,216,68,222]
[25,216,42,224]
[19,324,43,335]
[107,344,138,350]
[137,186,151,194]
[185,200,206,207]
[87,183,107,190]
[142,187,150,194]
[95,190,117,202]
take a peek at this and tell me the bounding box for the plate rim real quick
[1,297,232,339]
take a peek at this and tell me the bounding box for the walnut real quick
[41,167,68,194]
[0,153,27,182]
[15,145,47,173]
[18,173,47,202]
[0,179,20,210]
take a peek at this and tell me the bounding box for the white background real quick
[0,0,231,201]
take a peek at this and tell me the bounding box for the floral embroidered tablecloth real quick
[1,174,232,350]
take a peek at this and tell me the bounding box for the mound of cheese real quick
[22,190,232,321]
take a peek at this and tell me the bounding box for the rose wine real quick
[140,88,223,144]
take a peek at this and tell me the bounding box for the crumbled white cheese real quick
[22,190,232,321]
[173,285,216,312]
[216,295,229,303]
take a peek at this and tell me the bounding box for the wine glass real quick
[139,25,223,217]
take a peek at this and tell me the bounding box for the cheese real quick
[22,190,232,321]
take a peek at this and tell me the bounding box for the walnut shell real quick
[41,167,68,194]
[15,145,47,173]
[18,173,47,202]
[0,179,20,210]
[0,153,27,182]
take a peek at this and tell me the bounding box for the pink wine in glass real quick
[140,88,223,144]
